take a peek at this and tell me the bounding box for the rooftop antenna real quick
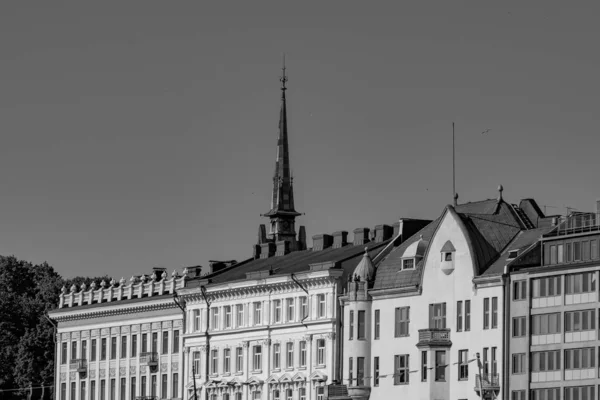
[280,53,287,91]
[453,122,456,205]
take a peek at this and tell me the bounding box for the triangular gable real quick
[292,372,306,382]
[441,240,456,252]
[204,380,219,388]
[185,379,201,389]
[228,377,242,387]
[266,374,280,384]
[309,371,327,382]
[218,379,230,387]
[246,376,264,386]
[279,373,293,383]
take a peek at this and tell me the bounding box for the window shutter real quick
[442,303,446,328]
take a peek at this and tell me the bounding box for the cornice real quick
[51,299,180,323]
[368,285,421,299]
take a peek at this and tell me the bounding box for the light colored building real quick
[49,269,186,400]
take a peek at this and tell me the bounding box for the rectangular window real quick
[511,390,525,400]
[224,348,231,373]
[162,331,168,355]
[394,354,409,384]
[491,297,498,329]
[395,307,410,336]
[483,298,490,329]
[429,303,446,329]
[512,316,526,337]
[161,375,167,399]
[101,379,106,400]
[358,311,366,339]
[286,342,294,368]
[566,272,596,294]
[141,333,147,353]
[374,309,380,340]
[152,332,157,353]
[236,304,244,327]
[101,338,107,360]
[273,343,281,370]
[150,375,156,397]
[357,357,365,386]
[286,298,295,322]
[566,242,573,262]
[236,347,243,372]
[574,241,581,260]
[557,244,564,263]
[316,339,325,365]
[458,349,468,380]
[512,353,525,374]
[565,348,595,369]
[565,386,595,400]
[532,313,561,335]
[71,341,77,360]
[91,339,97,361]
[531,388,560,400]
[513,280,527,301]
[300,297,308,320]
[483,347,489,374]
[120,336,127,359]
[129,377,135,400]
[119,378,125,400]
[550,244,557,264]
[299,341,307,367]
[583,241,591,260]
[465,300,470,331]
[348,357,353,386]
[402,259,414,269]
[211,349,218,374]
[374,356,380,386]
[349,311,354,340]
[531,350,561,372]
[192,352,201,375]
[172,373,178,399]
[61,383,66,400]
[131,335,137,358]
[172,330,179,354]
[532,276,561,298]
[318,294,326,318]
[274,300,282,323]
[140,376,146,397]
[492,347,498,375]
[254,302,262,325]
[565,309,595,332]
[91,380,96,400]
[435,351,446,381]
[592,240,599,259]
[82,340,87,361]
[81,381,87,400]
[193,309,201,331]
[61,342,67,364]
[253,346,262,371]
[225,305,232,328]
[457,301,463,331]
[421,351,427,382]
[211,307,220,330]
[71,382,76,400]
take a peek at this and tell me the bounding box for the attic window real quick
[442,252,453,262]
[402,259,415,270]
[508,250,519,260]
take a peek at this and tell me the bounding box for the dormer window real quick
[443,252,453,262]
[508,250,519,260]
[440,240,456,275]
[403,259,415,270]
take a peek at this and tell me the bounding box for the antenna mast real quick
[453,122,456,203]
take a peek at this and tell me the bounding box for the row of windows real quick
[60,374,178,400]
[194,295,327,332]
[513,310,597,337]
[513,386,595,400]
[192,340,327,376]
[513,271,598,301]
[513,347,600,374]
[348,310,366,340]
[547,238,600,265]
[60,331,179,364]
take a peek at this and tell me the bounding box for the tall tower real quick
[262,58,302,250]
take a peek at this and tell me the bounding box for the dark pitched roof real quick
[188,240,390,287]
[373,199,528,290]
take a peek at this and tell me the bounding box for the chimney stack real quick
[312,234,333,251]
[353,228,370,246]
[332,231,348,249]
[276,240,290,256]
[260,242,276,259]
[374,225,393,242]
[298,226,307,251]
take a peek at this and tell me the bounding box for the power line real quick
[0,384,53,393]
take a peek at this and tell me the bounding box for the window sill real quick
[252,369,262,374]
[298,366,306,370]
[272,368,281,373]
[316,364,326,368]
[394,335,409,338]
[458,378,468,381]
[209,374,219,378]
[357,338,367,341]
[285,367,294,372]
[234,372,243,376]
[223,372,231,377]
[435,380,446,382]
[393,382,409,386]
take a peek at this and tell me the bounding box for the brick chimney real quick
[332,231,348,249]
[260,242,276,259]
[353,228,370,246]
[312,234,333,251]
[276,240,290,256]
[374,225,393,242]
[298,226,307,251]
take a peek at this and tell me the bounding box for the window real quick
[253,345,262,371]
[299,341,307,367]
[236,347,243,372]
[374,309,380,339]
[142,333,147,353]
[273,343,281,369]
[192,352,201,375]
[357,357,365,386]
[402,259,414,269]
[394,354,409,384]
[254,302,262,325]
[71,341,77,360]
[421,351,427,382]
[286,298,295,322]
[60,383,66,400]
[150,375,156,397]
[511,390,525,400]
[348,357,353,385]
[286,342,294,368]
[140,376,146,397]
[512,353,525,374]
[492,347,498,375]
[91,380,96,400]
[358,311,366,339]
[483,347,489,374]
[300,297,308,320]
[443,252,453,261]
[224,348,231,373]
[513,280,527,300]
[532,313,561,335]
[566,242,573,262]
[172,373,178,398]
[532,276,561,298]
[565,309,595,332]
[273,389,280,400]
[435,351,446,381]
[299,388,306,400]
[457,350,468,380]
[456,301,463,331]
[286,389,293,400]
[101,379,106,400]
[121,336,127,359]
[566,272,596,294]
[101,338,107,360]
[236,304,244,327]
[82,340,87,360]
[574,241,581,260]
[274,300,282,323]
[483,298,490,329]
[193,309,201,331]
[316,339,325,365]
[152,332,158,353]
[317,294,326,318]
[565,348,595,369]
[550,244,557,264]
[512,316,526,337]
[564,386,595,400]
[161,332,168,355]
[374,356,380,386]
[61,342,67,364]
[429,303,446,329]
[465,300,470,331]
[492,297,498,329]
[316,387,324,400]
[395,307,410,336]
[531,350,560,372]
[592,240,599,259]
[210,349,218,374]
[225,305,232,328]
[81,381,87,400]
[211,307,220,330]
[92,339,97,361]
[172,330,179,353]
[349,311,354,340]
[71,382,76,400]
[131,335,137,358]
[558,244,564,263]
[160,374,167,399]
[531,388,559,400]
[583,241,591,260]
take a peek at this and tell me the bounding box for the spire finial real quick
[280,53,287,91]
[498,184,504,201]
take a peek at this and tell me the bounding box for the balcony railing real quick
[69,359,87,373]
[475,374,500,391]
[544,212,600,237]
[139,352,158,366]
[416,328,452,347]
[135,397,157,400]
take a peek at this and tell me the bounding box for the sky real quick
[0,2,599,280]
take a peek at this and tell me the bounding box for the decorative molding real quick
[99,369,106,378]
[51,302,179,323]
[101,328,109,336]
[174,320,183,328]
[71,331,80,339]
[81,331,89,338]
[109,368,116,377]
[326,332,335,341]
[242,341,250,349]
[110,327,120,335]
[119,367,126,376]
[91,329,99,337]
[60,372,66,382]
[132,325,139,333]
[90,370,96,379]
[121,326,130,334]
[140,366,147,373]
[199,345,208,353]
[62,333,70,341]
[161,363,168,372]
[172,363,179,372]
[129,366,136,375]
[152,322,161,330]
[162,321,172,329]
[142,324,150,332]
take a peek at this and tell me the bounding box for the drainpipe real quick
[173,292,189,399]
[502,265,511,400]
[200,286,211,400]
[44,314,57,400]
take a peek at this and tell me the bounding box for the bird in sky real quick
[481,129,491,134]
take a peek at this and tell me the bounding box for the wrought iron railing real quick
[69,359,87,372]
[417,328,451,345]
[475,373,500,390]
[139,352,158,366]
[544,212,600,237]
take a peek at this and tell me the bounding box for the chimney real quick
[393,221,401,237]
[257,224,267,244]
[253,244,261,259]
[596,199,600,215]
[185,265,203,278]
[332,231,348,249]
[276,240,290,256]
[374,225,393,242]
[298,226,307,251]
[260,242,276,259]
[312,234,333,251]
[152,267,167,280]
[353,228,370,246]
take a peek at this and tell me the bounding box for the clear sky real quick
[1,2,599,280]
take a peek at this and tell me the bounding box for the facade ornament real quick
[130,276,137,283]
[161,271,167,280]
[302,334,313,342]
[242,341,250,349]
[99,369,106,378]
[60,372,66,382]
[161,363,168,372]
[119,277,126,286]
[119,367,126,376]
[172,269,179,278]
[109,278,116,287]
[199,345,208,353]
[100,280,106,289]
[326,332,336,341]
[172,363,179,371]
[69,372,76,380]
[129,366,136,374]
[90,281,97,290]
[90,369,96,379]
[140,275,147,283]
[151,272,157,281]
[109,368,116,377]
[80,283,87,291]
[60,286,67,294]
[70,284,77,293]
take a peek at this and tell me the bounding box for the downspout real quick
[44,314,57,400]
[290,274,309,328]
[502,265,510,400]
[338,294,345,385]
[172,292,189,399]
[200,286,211,400]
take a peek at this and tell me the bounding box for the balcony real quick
[475,374,500,393]
[416,328,452,348]
[135,397,157,400]
[69,359,87,373]
[139,352,158,366]
[544,212,600,238]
